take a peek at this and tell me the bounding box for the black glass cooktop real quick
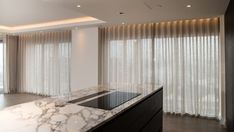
[79,91,141,110]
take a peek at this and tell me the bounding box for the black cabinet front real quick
[141,110,163,132]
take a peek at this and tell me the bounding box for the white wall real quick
[71,27,99,91]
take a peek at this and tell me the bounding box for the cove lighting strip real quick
[0,17,100,32]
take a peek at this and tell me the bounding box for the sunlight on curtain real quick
[153,18,221,119]
[18,31,71,96]
[99,18,224,120]
[99,24,154,85]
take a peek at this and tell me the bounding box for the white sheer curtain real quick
[18,31,71,96]
[153,18,222,119]
[99,18,225,121]
[3,35,18,93]
[99,24,154,85]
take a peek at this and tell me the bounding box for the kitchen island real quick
[0,84,163,132]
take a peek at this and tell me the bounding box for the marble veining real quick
[0,84,162,132]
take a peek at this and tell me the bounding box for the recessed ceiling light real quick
[77,5,81,8]
[119,12,125,15]
[157,4,163,7]
[186,5,192,8]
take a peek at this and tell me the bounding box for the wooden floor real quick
[163,114,227,132]
[0,93,227,132]
[0,93,44,109]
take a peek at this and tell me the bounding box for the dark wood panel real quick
[225,1,234,132]
[92,88,163,132]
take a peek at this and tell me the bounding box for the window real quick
[0,41,3,92]
[108,39,153,84]
[18,31,71,96]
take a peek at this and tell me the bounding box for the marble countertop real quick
[0,84,162,132]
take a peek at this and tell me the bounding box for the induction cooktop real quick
[79,91,141,110]
[68,91,109,104]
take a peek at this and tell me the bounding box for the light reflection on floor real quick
[0,93,44,109]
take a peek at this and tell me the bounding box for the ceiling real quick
[0,0,230,28]
[76,0,230,24]
[0,0,85,26]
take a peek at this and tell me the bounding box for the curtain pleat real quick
[99,18,224,120]
[99,24,154,85]
[18,30,71,96]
